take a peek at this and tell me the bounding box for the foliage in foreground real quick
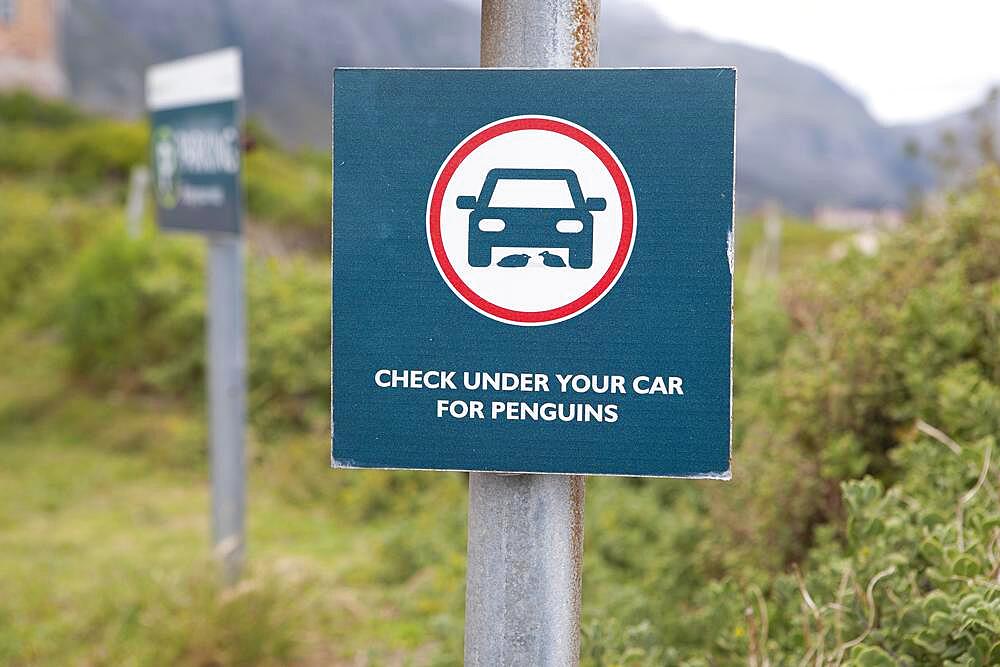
[54,225,331,435]
[582,169,1000,665]
[0,91,330,230]
[2,91,999,665]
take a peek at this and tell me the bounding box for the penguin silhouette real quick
[497,253,531,268]
[539,251,566,267]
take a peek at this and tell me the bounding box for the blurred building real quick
[0,0,65,97]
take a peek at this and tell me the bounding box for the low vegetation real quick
[1,92,997,665]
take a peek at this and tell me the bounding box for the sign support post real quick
[207,233,247,585]
[126,165,149,238]
[464,2,599,664]
[146,48,246,585]
[332,9,735,666]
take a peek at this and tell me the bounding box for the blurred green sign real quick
[146,48,243,235]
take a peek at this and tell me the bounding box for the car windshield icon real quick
[457,168,606,269]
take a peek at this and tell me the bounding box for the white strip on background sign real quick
[146,48,242,111]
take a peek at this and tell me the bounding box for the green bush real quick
[247,256,330,434]
[580,168,1000,664]
[0,90,83,127]
[244,148,330,231]
[0,119,147,189]
[722,167,999,571]
[59,229,205,393]
[736,431,1000,665]
[57,121,149,184]
[2,92,329,235]
[1,92,146,189]
[0,182,112,313]
[57,231,332,434]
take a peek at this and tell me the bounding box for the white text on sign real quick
[372,369,684,424]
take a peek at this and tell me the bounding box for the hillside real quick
[601,7,930,212]
[61,0,925,213]
[3,92,999,664]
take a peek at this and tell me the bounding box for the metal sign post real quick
[466,3,597,664]
[331,7,736,667]
[126,165,149,238]
[207,233,247,585]
[146,48,247,584]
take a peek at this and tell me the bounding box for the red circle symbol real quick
[427,116,636,325]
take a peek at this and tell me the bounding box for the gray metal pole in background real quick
[465,2,599,665]
[207,234,247,585]
[126,165,149,238]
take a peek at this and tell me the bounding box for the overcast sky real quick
[641,0,1000,124]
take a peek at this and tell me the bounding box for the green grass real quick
[0,324,466,666]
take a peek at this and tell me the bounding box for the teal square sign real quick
[146,49,244,236]
[150,100,242,235]
[332,68,735,478]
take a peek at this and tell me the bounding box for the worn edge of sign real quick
[331,459,732,481]
[726,67,738,481]
[329,74,337,470]
[328,67,737,481]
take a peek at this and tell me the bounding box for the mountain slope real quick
[601,6,923,211]
[62,0,921,212]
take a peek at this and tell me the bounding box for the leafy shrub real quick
[2,92,329,235]
[581,167,1000,664]
[0,182,111,312]
[57,231,332,434]
[57,121,149,185]
[0,90,83,127]
[1,92,146,189]
[248,257,330,434]
[719,168,999,572]
[731,431,1000,666]
[59,229,206,393]
[0,119,147,189]
[244,148,330,231]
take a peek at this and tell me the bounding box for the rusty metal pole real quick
[481,0,599,69]
[465,3,598,665]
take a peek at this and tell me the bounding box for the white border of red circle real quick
[425,115,637,326]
